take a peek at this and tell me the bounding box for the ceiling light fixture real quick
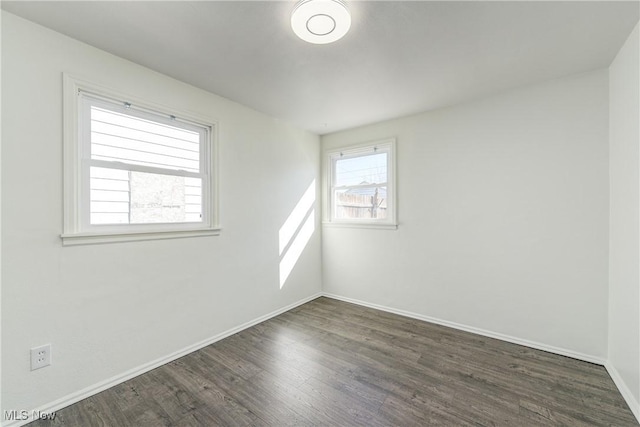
[291,0,351,44]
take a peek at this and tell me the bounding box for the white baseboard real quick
[2,292,323,427]
[605,361,640,423]
[322,293,606,365]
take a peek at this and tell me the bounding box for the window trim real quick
[62,74,220,245]
[323,138,397,229]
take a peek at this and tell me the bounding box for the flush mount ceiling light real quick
[291,0,351,44]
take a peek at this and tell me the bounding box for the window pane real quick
[334,186,387,220]
[183,177,203,222]
[335,152,387,186]
[91,107,200,173]
[129,172,202,224]
[89,167,202,225]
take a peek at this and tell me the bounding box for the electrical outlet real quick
[30,344,51,370]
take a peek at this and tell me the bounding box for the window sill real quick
[322,221,398,230]
[61,227,221,246]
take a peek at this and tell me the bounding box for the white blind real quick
[90,107,200,173]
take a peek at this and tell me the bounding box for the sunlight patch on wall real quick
[279,181,315,255]
[279,180,316,288]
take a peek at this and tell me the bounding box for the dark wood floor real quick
[31,297,637,426]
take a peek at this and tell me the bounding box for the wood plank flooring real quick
[30,297,637,426]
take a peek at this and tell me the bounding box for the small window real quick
[62,75,219,245]
[325,139,397,228]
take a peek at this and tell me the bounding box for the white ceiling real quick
[3,1,639,135]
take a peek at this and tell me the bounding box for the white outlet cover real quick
[30,344,51,370]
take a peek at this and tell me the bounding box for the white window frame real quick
[324,138,397,229]
[61,74,220,245]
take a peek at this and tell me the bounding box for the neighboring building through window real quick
[326,139,396,228]
[62,75,218,245]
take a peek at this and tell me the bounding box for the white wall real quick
[322,69,610,361]
[0,9,4,423]
[609,21,640,418]
[1,12,322,420]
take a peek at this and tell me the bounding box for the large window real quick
[62,75,218,245]
[325,139,396,228]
